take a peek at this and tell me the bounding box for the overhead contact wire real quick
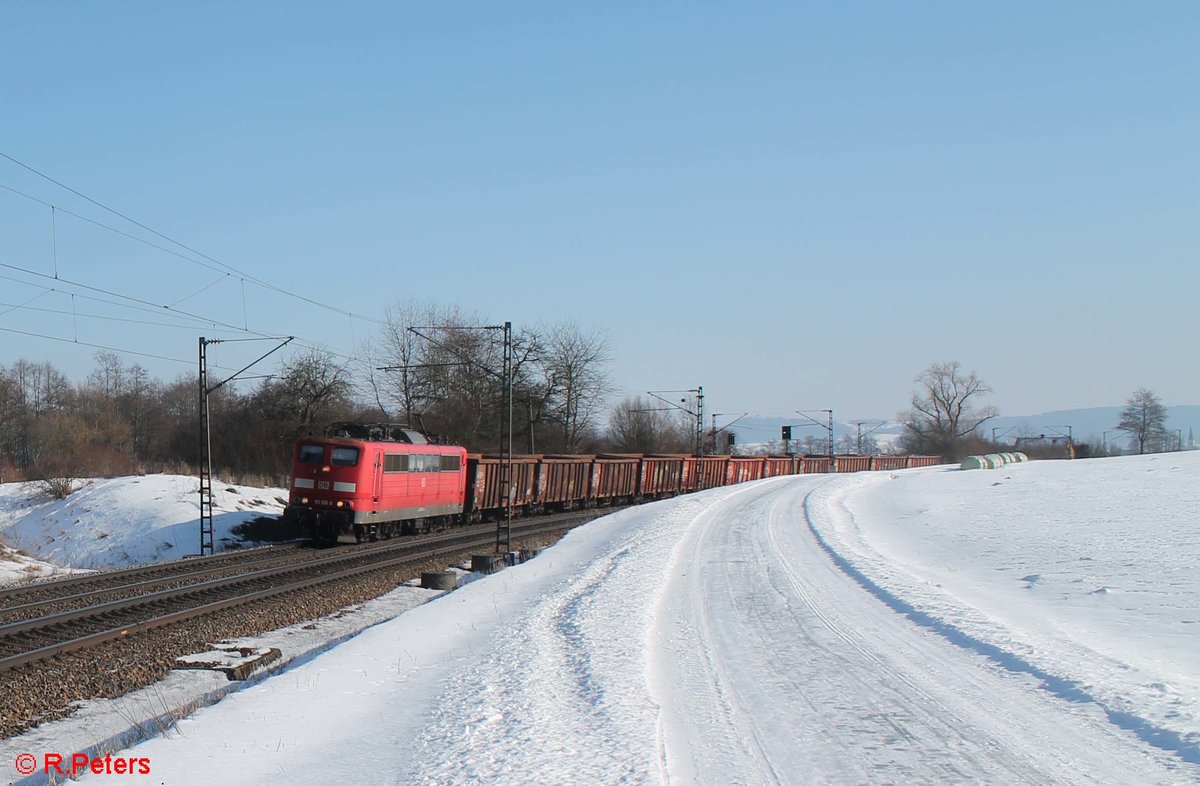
[0,326,241,372]
[0,152,385,326]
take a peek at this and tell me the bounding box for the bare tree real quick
[541,322,613,451]
[900,361,998,459]
[4,360,72,470]
[607,396,691,453]
[255,348,355,437]
[119,363,160,460]
[368,301,452,424]
[371,302,516,447]
[0,366,20,469]
[1117,387,1167,454]
[87,351,125,400]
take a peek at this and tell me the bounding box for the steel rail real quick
[1,510,600,613]
[0,542,301,605]
[0,548,317,619]
[0,524,502,638]
[0,521,498,620]
[0,515,593,673]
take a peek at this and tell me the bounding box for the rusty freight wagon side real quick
[592,454,640,504]
[905,455,944,468]
[727,456,766,484]
[535,455,593,511]
[801,456,833,473]
[685,455,731,490]
[762,456,797,477]
[835,456,872,473]
[870,455,908,471]
[640,454,687,499]
[465,454,539,520]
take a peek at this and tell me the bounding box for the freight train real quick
[281,422,943,544]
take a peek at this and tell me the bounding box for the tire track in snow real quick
[803,477,1200,771]
[652,481,793,786]
[406,494,728,785]
[650,476,1192,784]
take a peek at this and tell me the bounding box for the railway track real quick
[0,543,314,626]
[0,511,600,674]
[0,542,304,609]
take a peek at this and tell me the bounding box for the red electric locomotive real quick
[283,423,467,544]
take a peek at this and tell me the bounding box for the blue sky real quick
[1,2,1196,420]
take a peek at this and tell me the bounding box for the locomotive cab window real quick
[411,454,439,472]
[299,444,325,464]
[330,447,360,467]
[440,454,461,472]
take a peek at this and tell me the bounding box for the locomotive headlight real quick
[336,500,344,508]
[300,497,309,505]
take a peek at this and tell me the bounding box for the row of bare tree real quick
[13,339,1172,486]
[358,303,615,455]
[0,305,654,484]
[23,294,1174,484]
[895,363,1178,460]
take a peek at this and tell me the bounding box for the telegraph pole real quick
[500,321,513,553]
[405,322,513,553]
[711,412,748,453]
[795,409,834,470]
[853,420,886,454]
[647,387,704,456]
[198,339,213,558]
[198,335,293,556]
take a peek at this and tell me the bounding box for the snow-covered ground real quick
[0,543,81,585]
[0,475,286,572]
[6,451,1189,785]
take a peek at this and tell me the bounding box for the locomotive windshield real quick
[331,447,360,467]
[298,444,325,464]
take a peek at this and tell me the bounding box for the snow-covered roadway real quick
[651,476,1187,784]
[66,461,1196,786]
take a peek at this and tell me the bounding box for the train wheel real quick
[353,524,365,544]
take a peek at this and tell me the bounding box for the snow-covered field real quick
[3,454,1197,784]
[0,475,286,573]
[808,451,1200,766]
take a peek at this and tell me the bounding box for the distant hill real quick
[729,406,1200,452]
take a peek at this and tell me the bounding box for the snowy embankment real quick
[35,453,1195,786]
[0,543,78,586]
[0,475,286,573]
[807,451,1200,767]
